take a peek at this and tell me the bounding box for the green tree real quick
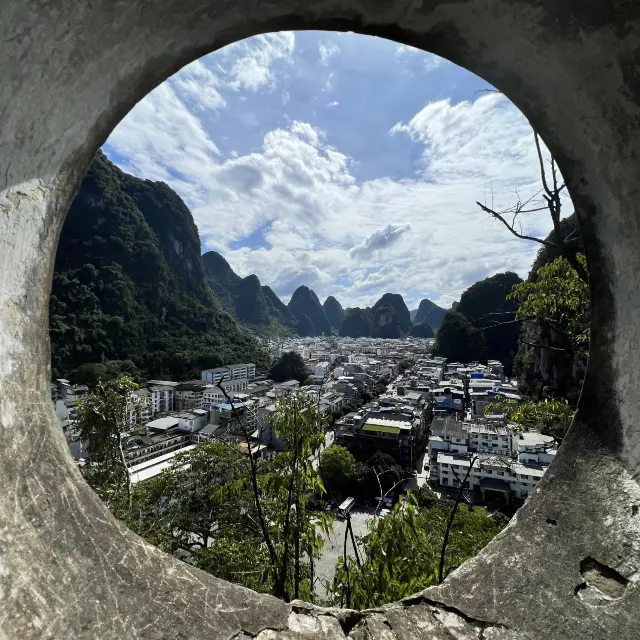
[267,393,333,600]
[486,397,574,441]
[509,254,589,357]
[76,375,144,515]
[454,272,522,374]
[329,496,504,609]
[339,308,372,338]
[510,254,589,403]
[268,351,309,383]
[409,322,435,338]
[320,445,357,499]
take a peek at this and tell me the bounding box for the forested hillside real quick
[339,293,418,339]
[50,152,268,380]
[434,272,522,373]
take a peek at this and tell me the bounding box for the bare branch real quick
[534,132,553,197]
[438,454,478,583]
[521,340,571,353]
[477,201,558,247]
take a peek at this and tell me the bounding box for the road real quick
[311,429,335,471]
[404,450,429,492]
[313,508,374,599]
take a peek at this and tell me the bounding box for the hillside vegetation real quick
[50,152,268,380]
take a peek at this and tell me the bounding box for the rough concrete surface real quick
[1,0,640,638]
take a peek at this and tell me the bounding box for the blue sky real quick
[104,31,568,310]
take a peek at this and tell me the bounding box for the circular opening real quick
[49,30,589,611]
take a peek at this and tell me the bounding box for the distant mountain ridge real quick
[202,251,297,331]
[200,249,447,340]
[413,299,447,329]
[288,286,332,336]
[323,296,345,330]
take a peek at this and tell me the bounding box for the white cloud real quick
[323,72,335,93]
[105,44,568,311]
[319,41,340,65]
[326,101,339,108]
[396,44,442,72]
[350,223,413,259]
[222,32,295,91]
[171,60,226,111]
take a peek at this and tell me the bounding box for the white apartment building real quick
[148,385,175,415]
[174,383,207,410]
[314,361,330,378]
[436,449,553,502]
[202,378,249,409]
[201,363,256,384]
[126,389,151,427]
[177,409,209,433]
[428,414,556,502]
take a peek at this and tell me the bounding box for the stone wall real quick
[1,1,639,637]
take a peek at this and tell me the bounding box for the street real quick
[314,508,374,598]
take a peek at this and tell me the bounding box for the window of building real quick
[492,443,498,447]
[497,471,504,476]
[521,475,529,479]
[441,477,449,485]
[441,463,448,468]
[487,469,493,474]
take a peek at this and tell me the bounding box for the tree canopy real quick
[319,445,356,500]
[268,351,310,383]
[514,254,589,397]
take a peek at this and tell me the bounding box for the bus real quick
[337,497,355,518]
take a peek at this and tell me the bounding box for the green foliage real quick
[329,496,504,609]
[71,359,140,387]
[486,398,574,441]
[413,299,447,330]
[397,359,414,374]
[320,445,357,499]
[50,151,269,379]
[76,375,142,515]
[409,321,435,338]
[509,255,589,353]
[514,215,587,403]
[372,304,401,339]
[267,393,333,600]
[288,286,332,336]
[433,311,486,363]
[83,391,334,601]
[269,351,309,383]
[202,251,298,331]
